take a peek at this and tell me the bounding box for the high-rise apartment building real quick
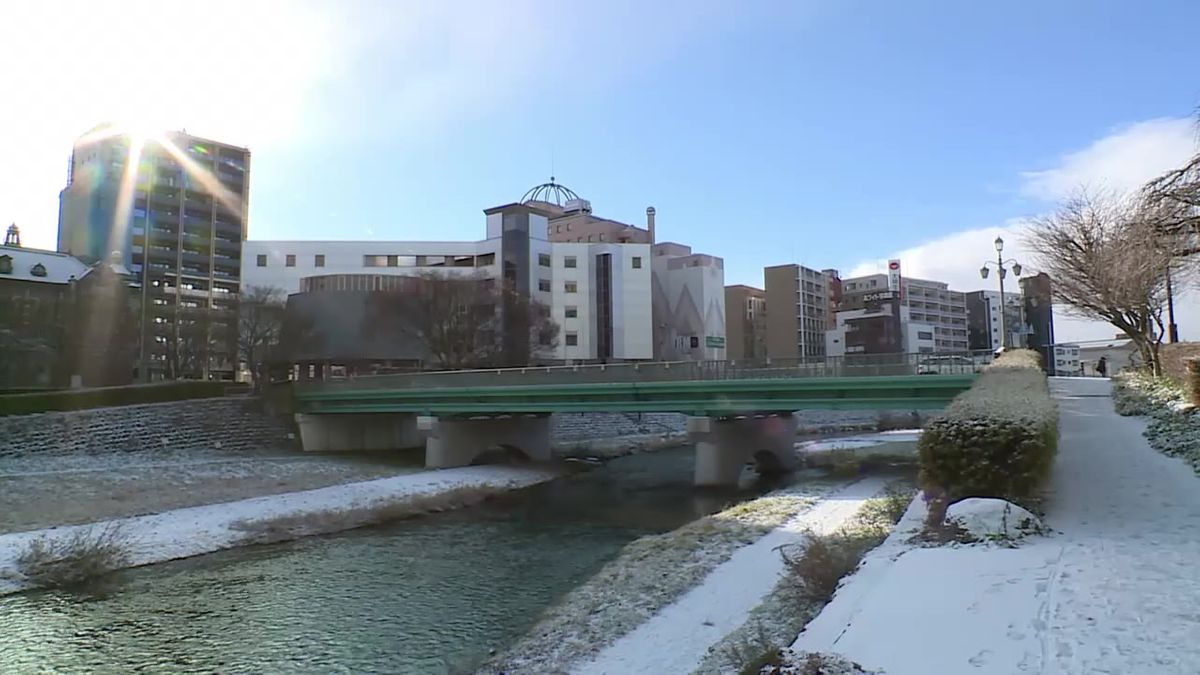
[58,124,251,380]
[764,264,834,359]
[840,273,969,352]
[724,285,767,360]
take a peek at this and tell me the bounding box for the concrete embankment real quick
[0,465,560,596]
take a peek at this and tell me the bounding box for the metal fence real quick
[296,351,995,392]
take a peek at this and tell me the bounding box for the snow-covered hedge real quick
[918,350,1058,505]
[1113,373,1200,475]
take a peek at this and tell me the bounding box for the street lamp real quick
[979,236,1023,351]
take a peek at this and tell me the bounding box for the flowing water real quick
[0,446,784,674]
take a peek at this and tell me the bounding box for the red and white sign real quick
[887,259,902,298]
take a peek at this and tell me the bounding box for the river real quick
[0,446,785,674]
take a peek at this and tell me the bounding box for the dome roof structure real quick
[521,177,581,206]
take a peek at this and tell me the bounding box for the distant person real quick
[1096,356,1108,378]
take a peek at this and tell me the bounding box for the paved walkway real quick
[1042,378,1200,673]
[791,377,1200,674]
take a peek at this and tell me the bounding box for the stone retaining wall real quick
[0,397,296,459]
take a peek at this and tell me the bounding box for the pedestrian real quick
[1096,356,1108,378]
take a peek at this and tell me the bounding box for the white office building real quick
[242,201,653,363]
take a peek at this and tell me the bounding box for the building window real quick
[285,254,296,267]
[538,253,551,267]
[0,256,10,275]
[917,331,933,340]
[315,254,325,267]
[564,281,578,293]
[598,233,605,241]
[632,256,642,269]
[476,253,495,266]
[387,255,399,267]
[256,254,267,267]
[565,332,578,346]
[538,279,551,292]
[564,256,577,268]
[363,255,380,267]
[565,306,578,318]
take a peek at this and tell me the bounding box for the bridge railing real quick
[295,351,995,392]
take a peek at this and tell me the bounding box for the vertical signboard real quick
[887,259,902,299]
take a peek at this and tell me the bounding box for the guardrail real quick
[296,351,995,392]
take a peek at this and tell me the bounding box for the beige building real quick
[764,263,836,359]
[725,284,767,360]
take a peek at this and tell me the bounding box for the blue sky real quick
[2,0,1198,340]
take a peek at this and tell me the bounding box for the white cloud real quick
[1019,117,1197,201]
[852,118,1200,344]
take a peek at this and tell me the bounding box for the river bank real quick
[0,465,560,595]
[481,474,898,674]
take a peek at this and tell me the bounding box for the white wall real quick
[242,240,495,293]
[245,234,652,364]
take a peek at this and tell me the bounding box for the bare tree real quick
[1025,193,1182,374]
[237,285,286,391]
[1144,146,1200,257]
[367,272,559,370]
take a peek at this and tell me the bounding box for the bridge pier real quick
[295,413,422,452]
[689,413,799,487]
[418,414,552,468]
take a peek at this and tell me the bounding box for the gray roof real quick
[0,245,89,284]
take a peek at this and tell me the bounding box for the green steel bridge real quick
[291,353,986,485]
[293,354,984,416]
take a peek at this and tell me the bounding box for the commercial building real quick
[840,270,969,353]
[243,196,653,365]
[965,289,1026,352]
[651,243,726,360]
[764,264,836,359]
[724,285,767,361]
[533,180,724,361]
[824,290,937,356]
[57,124,251,381]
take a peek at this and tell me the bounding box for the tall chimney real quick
[646,206,656,244]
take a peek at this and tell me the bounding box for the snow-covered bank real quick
[0,465,560,595]
[575,477,888,675]
[785,377,1200,675]
[484,478,852,674]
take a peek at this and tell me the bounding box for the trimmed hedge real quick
[918,349,1059,506]
[0,381,248,416]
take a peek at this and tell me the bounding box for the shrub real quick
[779,528,885,606]
[15,524,132,588]
[918,349,1058,508]
[0,380,246,416]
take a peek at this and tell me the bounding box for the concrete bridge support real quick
[689,413,799,487]
[295,413,422,452]
[418,414,552,469]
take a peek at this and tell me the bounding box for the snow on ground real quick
[574,477,887,675]
[790,377,1200,675]
[0,454,427,533]
[0,465,559,595]
[796,431,921,453]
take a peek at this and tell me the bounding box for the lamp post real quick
[979,236,1022,351]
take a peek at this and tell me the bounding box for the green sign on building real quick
[705,336,726,348]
